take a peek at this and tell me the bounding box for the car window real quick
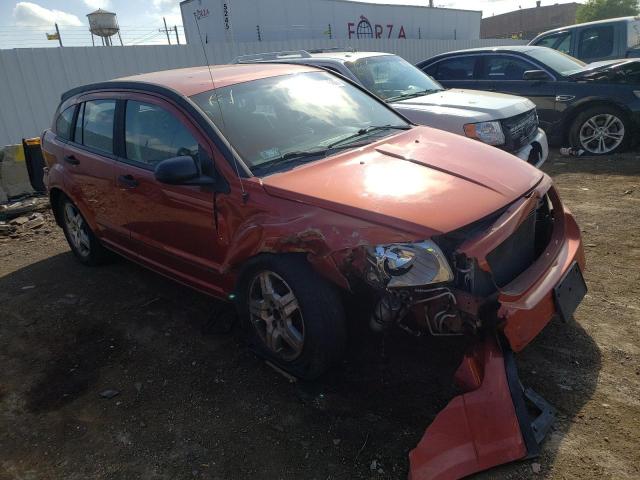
[431,57,475,81]
[579,26,614,60]
[55,105,76,140]
[79,100,115,154]
[527,48,585,75]
[534,31,571,54]
[125,101,198,166]
[481,55,535,81]
[344,55,443,100]
[190,71,408,173]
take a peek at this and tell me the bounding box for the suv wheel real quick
[59,196,111,265]
[238,255,346,379]
[569,106,629,155]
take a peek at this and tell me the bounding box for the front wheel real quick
[238,255,346,380]
[569,107,629,155]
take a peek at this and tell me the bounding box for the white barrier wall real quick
[0,38,525,147]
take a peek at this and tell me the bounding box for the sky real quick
[0,0,582,48]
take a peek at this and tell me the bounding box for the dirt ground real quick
[1,150,639,480]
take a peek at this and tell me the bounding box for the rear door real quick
[62,96,127,246]
[575,23,617,62]
[112,94,226,292]
[479,54,558,131]
[422,55,482,90]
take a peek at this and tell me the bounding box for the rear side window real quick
[481,55,535,80]
[78,100,115,154]
[579,26,614,60]
[55,105,76,140]
[430,57,475,80]
[124,101,198,166]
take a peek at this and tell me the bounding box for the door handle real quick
[64,155,79,165]
[117,174,139,189]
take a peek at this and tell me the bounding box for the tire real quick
[237,254,346,380]
[58,195,112,266]
[568,106,630,155]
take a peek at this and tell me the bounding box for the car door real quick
[531,30,574,56]
[62,96,128,246]
[422,55,482,90]
[575,24,617,62]
[479,54,559,131]
[112,94,227,292]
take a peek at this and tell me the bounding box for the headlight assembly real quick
[463,121,505,146]
[365,240,453,288]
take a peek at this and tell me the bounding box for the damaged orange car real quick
[41,64,586,479]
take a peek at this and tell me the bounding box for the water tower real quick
[87,8,123,46]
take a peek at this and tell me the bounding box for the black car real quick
[417,46,640,155]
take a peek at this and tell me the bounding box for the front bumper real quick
[512,128,548,168]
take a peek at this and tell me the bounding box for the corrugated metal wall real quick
[0,38,525,147]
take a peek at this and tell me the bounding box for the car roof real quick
[306,51,392,62]
[432,45,541,56]
[115,63,319,96]
[535,15,640,37]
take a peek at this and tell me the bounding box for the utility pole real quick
[174,25,180,44]
[55,23,62,47]
[160,17,172,44]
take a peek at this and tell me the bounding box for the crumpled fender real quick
[408,335,545,480]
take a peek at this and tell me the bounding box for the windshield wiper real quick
[386,89,440,102]
[326,125,411,149]
[252,149,329,174]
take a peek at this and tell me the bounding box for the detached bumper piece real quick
[408,336,555,480]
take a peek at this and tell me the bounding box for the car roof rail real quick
[306,46,356,54]
[234,50,312,63]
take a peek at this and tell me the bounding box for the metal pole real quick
[55,23,63,47]
[91,32,95,46]
[163,17,171,44]
[174,25,180,44]
[118,31,123,46]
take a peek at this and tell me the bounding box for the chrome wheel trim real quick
[579,113,625,154]
[63,202,91,257]
[248,270,305,361]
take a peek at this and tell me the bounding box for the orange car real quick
[41,64,586,478]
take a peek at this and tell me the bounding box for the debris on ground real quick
[0,195,49,221]
[0,209,55,240]
[98,389,120,399]
[532,462,542,474]
[559,147,585,157]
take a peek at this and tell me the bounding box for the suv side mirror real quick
[523,69,552,81]
[154,156,201,184]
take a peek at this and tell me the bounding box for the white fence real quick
[0,38,525,147]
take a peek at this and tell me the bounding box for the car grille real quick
[501,109,539,153]
[486,195,553,288]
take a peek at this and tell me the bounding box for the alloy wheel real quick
[63,202,91,258]
[248,270,305,361]
[579,113,625,154]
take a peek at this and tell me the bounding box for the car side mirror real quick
[154,156,201,184]
[523,69,551,81]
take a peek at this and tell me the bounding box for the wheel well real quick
[49,188,65,227]
[563,101,631,140]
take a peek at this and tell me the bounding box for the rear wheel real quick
[58,196,111,265]
[238,255,346,379]
[569,106,629,155]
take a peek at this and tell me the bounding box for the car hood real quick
[260,126,544,237]
[392,89,534,122]
[569,58,640,79]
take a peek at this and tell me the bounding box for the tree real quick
[576,0,639,23]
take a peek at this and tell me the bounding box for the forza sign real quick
[348,16,407,39]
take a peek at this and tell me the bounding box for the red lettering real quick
[398,25,406,39]
[375,24,383,38]
[347,22,355,39]
[386,24,393,38]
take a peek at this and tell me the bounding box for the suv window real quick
[430,57,475,80]
[481,55,535,80]
[78,100,115,154]
[55,105,76,140]
[534,31,571,54]
[579,25,614,60]
[125,101,198,166]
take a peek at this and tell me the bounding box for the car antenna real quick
[193,14,248,203]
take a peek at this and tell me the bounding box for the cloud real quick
[13,2,83,26]
[83,0,113,9]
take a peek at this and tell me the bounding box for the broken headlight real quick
[365,240,453,288]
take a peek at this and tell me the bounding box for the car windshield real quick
[191,71,409,175]
[345,54,443,101]
[526,47,586,75]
